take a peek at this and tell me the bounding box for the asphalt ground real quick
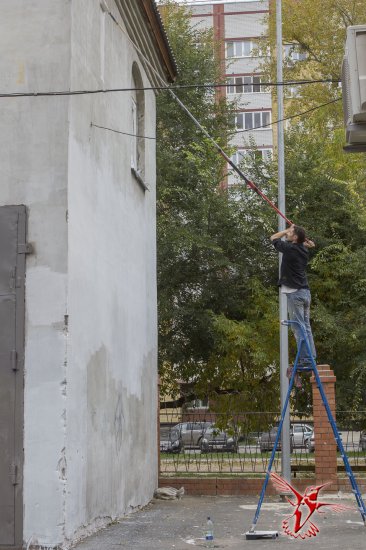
[74,493,366,549]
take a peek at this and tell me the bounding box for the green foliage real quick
[157,0,366,413]
[264,0,365,127]
[157,2,281,411]
[257,0,366,410]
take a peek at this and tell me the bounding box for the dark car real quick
[160,427,183,453]
[259,427,294,453]
[200,425,239,453]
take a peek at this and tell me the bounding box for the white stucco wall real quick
[65,0,158,542]
[0,1,71,546]
[0,0,159,547]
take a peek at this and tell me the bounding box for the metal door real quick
[0,206,27,550]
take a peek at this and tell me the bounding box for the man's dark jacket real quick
[272,238,309,289]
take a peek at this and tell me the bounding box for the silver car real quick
[174,422,213,449]
[360,431,366,451]
[259,423,312,452]
[305,430,315,452]
[305,429,343,452]
[259,427,294,453]
[292,424,313,448]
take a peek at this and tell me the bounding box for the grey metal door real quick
[0,206,26,550]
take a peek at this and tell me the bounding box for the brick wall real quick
[158,476,366,496]
[311,365,338,487]
[159,364,365,496]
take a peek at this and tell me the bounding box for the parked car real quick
[173,421,213,449]
[305,430,343,453]
[200,425,239,453]
[160,427,183,454]
[259,424,311,453]
[305,430,315,452]
[259,427,294,453]
[360,431,366,451]
[292,424,313,448]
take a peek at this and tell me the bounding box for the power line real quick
[92,97,342,141]
[91,123,156,140]
[235,97,342,134]
[0,79,340,99]
[101,2,340,225]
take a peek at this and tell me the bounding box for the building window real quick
[232,148,272,163]
[226,40,258,58]
[230,148,273,169]
[227,75,265,94]
[235,111,271,130]
[131,62,146,190]
[256,148,273,161]
[131,89,138,170]
[186,398,209,410]
[284,44,307,62]
[230,149,248,165]
[286,85,299,98]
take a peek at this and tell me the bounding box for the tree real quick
[265,0,365,124]
[235,0,366,411]
[157,0,366,415]
[157,2,282,412]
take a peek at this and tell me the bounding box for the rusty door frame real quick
[14,206,26,549]
[0,205,27,550]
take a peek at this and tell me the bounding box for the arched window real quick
[131,63,146,189]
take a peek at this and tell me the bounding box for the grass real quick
[160,448,366,475]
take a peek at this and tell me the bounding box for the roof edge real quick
[141,0,178,83]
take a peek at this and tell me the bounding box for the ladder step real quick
[247,334,366,531]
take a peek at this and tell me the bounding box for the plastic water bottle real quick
[205,516,214,547]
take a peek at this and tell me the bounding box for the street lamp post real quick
[276,0,291,482]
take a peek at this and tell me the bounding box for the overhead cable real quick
[235,97,342,134]
[91,98,342,142]
[0,78,341,99]
[102,4,294,224]
[91,123,156,140]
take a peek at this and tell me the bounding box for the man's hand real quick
[270,224,294,241]
[305,238,315,248]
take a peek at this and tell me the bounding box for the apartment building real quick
[186,0,273,185]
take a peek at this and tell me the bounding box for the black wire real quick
[0,79,341,99]
[91,123,156,140]
[235,97,342,134]
[92,97,342,141]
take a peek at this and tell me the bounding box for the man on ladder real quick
[246,225,366,539]
[270,224,316,386]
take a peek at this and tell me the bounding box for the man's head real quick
[287,225,306,244]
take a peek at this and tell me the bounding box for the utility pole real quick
[276,0,291,482]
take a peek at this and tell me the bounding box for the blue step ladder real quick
[246,320,366,539]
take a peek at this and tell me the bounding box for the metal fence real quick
[159,408,366,476]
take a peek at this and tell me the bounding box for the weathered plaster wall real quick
[0,0,71,546]
[65,0,158,542]
[0,0,159,546]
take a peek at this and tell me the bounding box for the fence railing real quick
[159,408,366,476]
